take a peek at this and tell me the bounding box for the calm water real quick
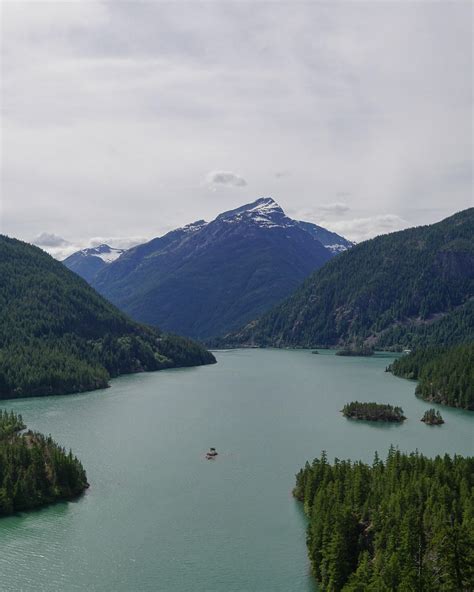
[0,349,472,592]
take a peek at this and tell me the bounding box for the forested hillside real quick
[0,236,215,399]
[0,410,88,515]
[294,449,474,591]
[390,344,474,409]
[228,208,473,349]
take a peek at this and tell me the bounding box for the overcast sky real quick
[1,1,472,258]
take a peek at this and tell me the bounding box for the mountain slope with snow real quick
[71,198,352,340]
[63,244,125,282]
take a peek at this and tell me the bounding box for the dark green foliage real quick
[342,401,405,422]
[421,408,444,425]
[336,346,374,357]
[0,410,88,515]
[228,209,474,348]
[0,235,215,399]
[377,298,474,350]
[294,450,474,591]
[390,344,474,410]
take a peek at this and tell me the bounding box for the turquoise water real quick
[0,349,472,591]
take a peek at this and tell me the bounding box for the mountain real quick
[80,197,352,340]
[227,208,474,349]
[0,235,215,399]
[63,244,125,283]
[293,220,353,254]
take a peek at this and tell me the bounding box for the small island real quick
[336,346,374,357]
[0,410,88,516]
[421,408,444,425]
[342,401,406,422]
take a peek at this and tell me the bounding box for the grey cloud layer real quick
[2,2,472,245]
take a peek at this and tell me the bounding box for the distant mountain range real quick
[63,244,125,282]
[63,197,353,340]
[0,235,215,399]
[225,208,474,350]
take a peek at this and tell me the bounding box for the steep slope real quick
[63,244,125,283]
[89,198,352,340]
[293,220,353,253]
[0,236,215,399]
[228,208,474,348]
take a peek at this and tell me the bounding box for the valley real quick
[0,349,472,591]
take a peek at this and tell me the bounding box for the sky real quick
[1,1,472,259]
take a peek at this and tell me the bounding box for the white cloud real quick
[318,202,350,216]
[88,236,148,250]
[31,234,149,261]
[324,214,411,243]
[1,2,471,241]
[32,232,70,247]
[205,171,247,189]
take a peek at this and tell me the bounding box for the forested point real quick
[389,344,474,410]
[421,408,444,425]
[0,410,88,516]
[342,402,405,422]
[0,235,215,399]
[336,346,374,357]
[293,449,474,591]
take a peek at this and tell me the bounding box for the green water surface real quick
[0,349,472,592]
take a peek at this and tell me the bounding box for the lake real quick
[0,349,472,592]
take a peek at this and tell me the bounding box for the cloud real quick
[318,202,350,215]
[32,232,70,247]
[31,234,149,261]
[89,236,148,250]
[325,214,410,243]
[205,171,247,189]
[2,2,471,242]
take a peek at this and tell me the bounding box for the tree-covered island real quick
[342,401,405,422]
[0,410,88,516]
[421,408,444,425]
[294,449,474,591]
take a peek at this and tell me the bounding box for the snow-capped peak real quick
[216,197,290,228]
[246,197,282,216]
[78,244,124,263]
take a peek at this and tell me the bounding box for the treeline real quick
[0,410,88,515]
[294,449,474,591]
[342,402,405,422]
[390,344,474,410]
[0,235,215,399]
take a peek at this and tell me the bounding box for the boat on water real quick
[206,447,218,459]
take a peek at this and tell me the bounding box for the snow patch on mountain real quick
[181,220,208,233]
[326,244,351,254]
[78,244,124,263]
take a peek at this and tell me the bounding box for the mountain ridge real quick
[223,208,474,349]
[63,244,125,282]
[65,197,353,340]
[0,235,215,399]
